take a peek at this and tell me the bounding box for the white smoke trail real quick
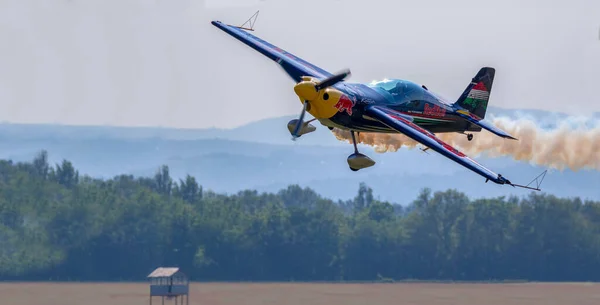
[332,116,600,171]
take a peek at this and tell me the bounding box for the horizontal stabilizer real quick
[455,110,517,140]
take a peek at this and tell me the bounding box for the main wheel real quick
[350,167,359,172]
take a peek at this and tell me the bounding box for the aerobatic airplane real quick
[211,12,546,190]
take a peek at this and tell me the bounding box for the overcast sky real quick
[0,0,598,129]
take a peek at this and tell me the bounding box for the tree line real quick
[1,150,599,282]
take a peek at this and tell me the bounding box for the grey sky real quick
[0,0,598,129]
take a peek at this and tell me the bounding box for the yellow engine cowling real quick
[293,76,346,119]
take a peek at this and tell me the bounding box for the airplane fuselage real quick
[314,79,482,136]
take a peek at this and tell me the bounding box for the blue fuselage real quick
[321,79,481,135]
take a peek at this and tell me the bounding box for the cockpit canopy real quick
[367,79,439,105]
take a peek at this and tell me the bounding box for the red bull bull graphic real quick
[334,95,355,115]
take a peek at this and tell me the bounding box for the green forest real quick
[1,150,600,282]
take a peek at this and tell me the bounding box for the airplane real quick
[211,12,546,191]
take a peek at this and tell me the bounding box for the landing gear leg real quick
[347,130,375,171]
[351,131,359,154]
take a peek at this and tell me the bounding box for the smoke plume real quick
[332,117,600,171]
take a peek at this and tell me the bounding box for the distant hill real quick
[0,106,598,203]
[1,106,588,144]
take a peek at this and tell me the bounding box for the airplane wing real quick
[211,20,333,82]
[365,105,513,185]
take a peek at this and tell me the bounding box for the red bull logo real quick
[334,95,355,115]
[424,103,446,117]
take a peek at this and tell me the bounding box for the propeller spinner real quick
[290,69,351,139]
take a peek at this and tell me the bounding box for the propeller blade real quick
[315,69,351,91]
[291,100,309,139]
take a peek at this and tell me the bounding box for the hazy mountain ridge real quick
[2,106,593,143]
[0,106,598,203]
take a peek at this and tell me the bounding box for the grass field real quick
[2,282,600,305]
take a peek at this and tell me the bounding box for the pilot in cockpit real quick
[388,82,404,96]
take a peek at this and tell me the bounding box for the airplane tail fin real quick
[454,67,495,119]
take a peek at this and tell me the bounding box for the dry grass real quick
[2,282,600,305]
